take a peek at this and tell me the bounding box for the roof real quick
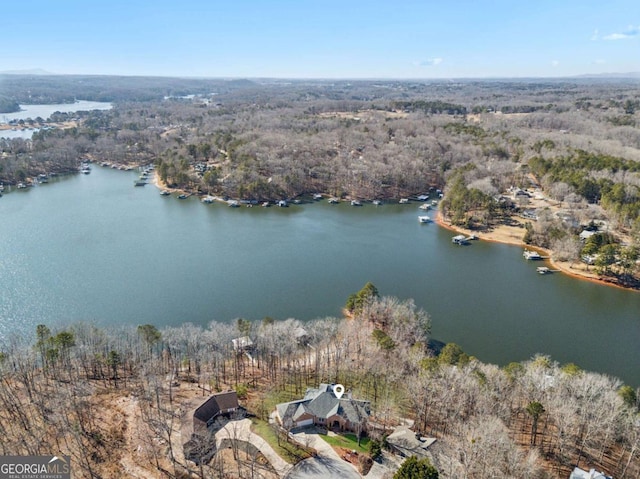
[569,467,612,479]
[386,426,436,459]
[579,230,597,240]
[276,384,370,426]
[194,391,239,423]
[232,336,253,349]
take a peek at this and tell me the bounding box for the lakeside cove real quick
[0,166,639,386]
[436,211,640,293]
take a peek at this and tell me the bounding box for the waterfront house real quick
[193,390,240,433]
[232,336,254,352]
[275,383,370,432]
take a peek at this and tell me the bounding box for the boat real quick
[418,215,431,223]
[372,200,382,206]
[81,166,91,174]
[160,190,170,196]
[313,193,323,200]
[262,201,270,207]
[178,193,188,199]
[452,234,468,245]
[399,198,409,204]
[278,200,288,207]
[202,195,215,204]
[537,267,551,274]
[227,200,239,207]
[328,197,339,204]
[351,200,362,206]
[134,179,146,186]
[523,250,542,260]
[419,203,430,210]
[17,182,26,189]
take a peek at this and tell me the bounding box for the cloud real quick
[603,25,639,40]
[551,60,560,67]
[415,58,443,67]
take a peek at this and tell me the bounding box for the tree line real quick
[0,285,638,478]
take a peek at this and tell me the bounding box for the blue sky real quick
[3,0,639,78]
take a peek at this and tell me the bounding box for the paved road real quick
[286,455,362,479]
[217,419,293,477]
[285,430,361,479]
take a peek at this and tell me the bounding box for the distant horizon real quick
[2,68,640,82]
[2,1,638,79]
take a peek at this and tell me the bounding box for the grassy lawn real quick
[320,432,370,455]
[250,418,314,464]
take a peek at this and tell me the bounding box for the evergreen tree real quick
[394,456,439,479]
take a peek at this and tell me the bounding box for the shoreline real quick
[435,211,639,293]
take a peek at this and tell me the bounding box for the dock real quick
[452,234,476,245]
[537,267,560,274]
[523,249,548,260]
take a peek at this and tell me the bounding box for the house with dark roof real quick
[275,384,370,432]
[193,390,240,433]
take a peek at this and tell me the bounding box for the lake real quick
[0,100,112,139]
[0,128,40,140]
[1,167,639,385]
[0,100,113,123]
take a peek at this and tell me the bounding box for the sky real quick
[2,0,639,79]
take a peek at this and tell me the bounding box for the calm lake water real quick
[1,167,639,385]
[0,129,40,140]
[0,101,112,139]
[0,100,113,123]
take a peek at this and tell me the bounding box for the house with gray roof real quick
[275,384,370,432]
[385,425,436,459]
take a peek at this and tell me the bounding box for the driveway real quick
[216,419,293,478]
[285,430,361,479]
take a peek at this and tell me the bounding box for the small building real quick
[293,326,310,346]
[579,230,597,242]
[232,336,254,352]
[568,466,612,479]
[193,390,240,433]
[386,426,436,459]
[521,209,538,220]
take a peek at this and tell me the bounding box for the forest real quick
[0,286,638,478]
